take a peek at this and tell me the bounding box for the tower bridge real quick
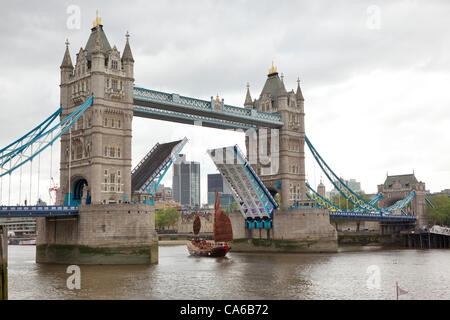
[0,14,428,263]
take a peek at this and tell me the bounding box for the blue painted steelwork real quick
[133,87,284,129]
[0,205,79,218]
[305,183,382,213]
[305,136,381,212]
[382,191,415,213]
[0,107,61,160]
[139,138,188,204]
[306,179,415,221]
[350,193,382,212]
[0,95,93,177]
[133,105,256,130]
[425,196,435,208]
[305,136,416,219]
[233,145,278,218]
[329,211,416,222]
[305,183,343,211]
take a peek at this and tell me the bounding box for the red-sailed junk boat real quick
[186,192,233,257]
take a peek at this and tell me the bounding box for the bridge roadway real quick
[329,210,416,222]
[0,205,79,218]
[133,87,284,130]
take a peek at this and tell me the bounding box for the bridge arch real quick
[72,177,89,205]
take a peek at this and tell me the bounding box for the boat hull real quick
[186,241,231,257]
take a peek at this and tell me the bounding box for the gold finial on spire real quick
[93,10,102,28]
[268,61,277,75]
[65,39,70,48]
[215,93,220,102]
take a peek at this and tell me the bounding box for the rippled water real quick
[7,245,450,300]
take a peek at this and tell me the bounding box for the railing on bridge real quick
[133,87,283,129]
[0,205,79,218]
[329,210,416,222]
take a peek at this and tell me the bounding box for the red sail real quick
[193,215,201,235]
[213,192,233,242]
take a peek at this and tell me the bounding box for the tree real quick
[274,193,281,209]
[426,195,450,226]
[164,207,180,228]
[155,207,180,230]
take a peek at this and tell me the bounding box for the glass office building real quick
[172,154,200,207]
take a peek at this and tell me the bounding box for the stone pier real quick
[229,208,338,253]
[36,203,158,264]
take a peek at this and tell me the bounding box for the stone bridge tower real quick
[59,17,134,205]
[378,173,428,227]
[37,14,158,265]
[245,63,306,210]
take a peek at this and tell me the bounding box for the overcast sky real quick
[0,0,449,205]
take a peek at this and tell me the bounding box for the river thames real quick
[7,245,450,300]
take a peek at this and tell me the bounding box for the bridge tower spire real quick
[60,39,74,108]
[244,82,253,108]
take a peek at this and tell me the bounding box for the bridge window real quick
[104,146,108,156]
[106,78,110,88]
[109,147,115,157]
[110,174,115,184]
[112,79,118,89]
[111,119,115,128]
[118,120,121,128]
[104,118,108,126]
[117,148,121,158]
[104,169,108,176]
[112,60,118,70]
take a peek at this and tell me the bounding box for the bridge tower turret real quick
[60,39,73,111]
[247,63,306,210]
[59,16,134,205]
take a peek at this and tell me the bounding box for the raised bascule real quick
[0,14,430,263]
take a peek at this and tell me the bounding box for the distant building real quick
[207,173,235,208]
[377,173,428,227]
[317,181,326,198]
[172,154,200,207]
[430,189,450,198]
[0,218,36,238]
[329,178,362,198]
[154,184,172,202]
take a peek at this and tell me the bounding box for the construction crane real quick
[49,177,59,205]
